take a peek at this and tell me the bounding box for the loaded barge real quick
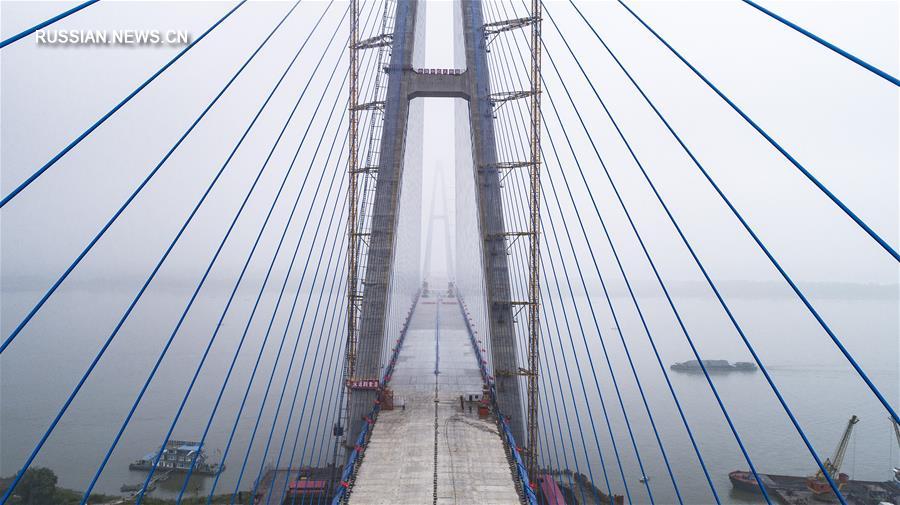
[730,471,899,504]
[730,416,900,504]
[670,359,756,372]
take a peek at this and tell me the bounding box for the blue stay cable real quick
[484,0,585,462]
[501,202,580,503]
[549,1,767,497]
[616,0,899,262]
[548,13,781,502]
[224,177,347,504]
[0,4,311,503]
[498,190,556,484]
[205,7,389,502]
[143,38,347,505]
[0,0,246,209]
[541,248,612,504]
[489,82,609,504]
[544,194,652,505]
[304,300,349,505]
[544,132,714,503]
[484,57,602,503]
[0,0,99,48]
[275,256,347,505]
[0,0,289,355]
[541,6,773,502]
[545,3,848,501]
[183,51,346,505]
[182,28,346,505]
[244,193,348,505]
[501,4,714,500]
[304,319,347,505]
[528,228,597,504]
[485,48,557,465]
[322,352,351,505]
[507,171,555,481]
[545,106,754,501]
[275,272,348,505]
[493,7,682,501]
[576,0,899,427]
[212,186,346,503]
[532,278,578,493]
[225,6,382,500]
[137,13,349,503]
[541,356,578,497]
[740,0,900,86]
[493,13,642,503]
[484,29,612,505]
[204,129,348,504]
[76,16,350,505]
[533,42,719,505]
[535,341,569,489]
[295,292,348,505]
[264,236,348,505]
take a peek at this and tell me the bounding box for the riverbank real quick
[0,469,245,505]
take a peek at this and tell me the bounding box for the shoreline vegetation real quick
[0,468,245,505]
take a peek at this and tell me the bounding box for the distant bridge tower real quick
[422,167,454,281]
[345,0,540,459]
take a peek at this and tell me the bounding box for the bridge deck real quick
[348,293,521,504]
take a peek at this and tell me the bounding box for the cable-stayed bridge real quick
[0,1,897,505]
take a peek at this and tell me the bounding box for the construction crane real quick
[892,416,900,485]
[806,414,859,501]
[893,415,900,448]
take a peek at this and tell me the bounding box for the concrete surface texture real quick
[348,292,521,504]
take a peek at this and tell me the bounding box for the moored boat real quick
[120,483,155,493]
[129,440,224,475]
[729,470,768,493]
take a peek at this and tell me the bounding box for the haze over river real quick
[1,283,897,503]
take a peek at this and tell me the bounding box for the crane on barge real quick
[806,415,859,502]
[892,416,900,485]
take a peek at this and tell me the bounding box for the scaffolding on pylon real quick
[526,0,542,480]
[343,0,397,466]
[344,0,360,467]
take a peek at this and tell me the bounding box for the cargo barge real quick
[729,470,899,504]
[730,416,900,504]
[670,359,757,372]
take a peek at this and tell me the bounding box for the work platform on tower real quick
[347,288,522,504]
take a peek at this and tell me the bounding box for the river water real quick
[1,286,897,503]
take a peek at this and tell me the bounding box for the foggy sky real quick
[1,0,898,298]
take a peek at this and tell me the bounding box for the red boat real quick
[729,470,768,493]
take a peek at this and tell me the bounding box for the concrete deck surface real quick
[348,293,520,505]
